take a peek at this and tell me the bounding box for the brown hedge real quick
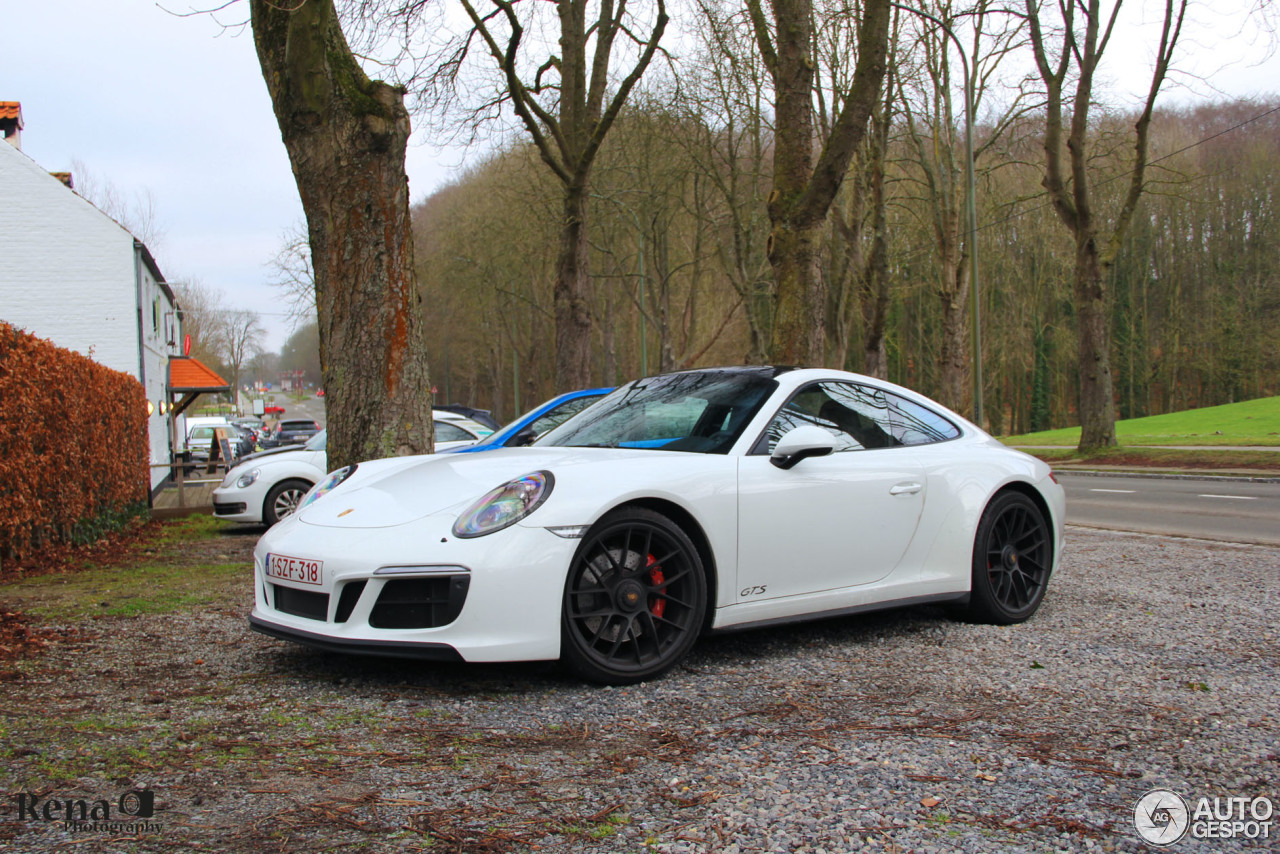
[0,322,149,560]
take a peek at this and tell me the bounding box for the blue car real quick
[445,388,613,454]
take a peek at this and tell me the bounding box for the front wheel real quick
[967,491,1054,624]
[263,479,312,527]
[561,508,707,685]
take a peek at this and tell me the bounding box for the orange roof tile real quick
[169,357,229,392]
[0,102,21,122]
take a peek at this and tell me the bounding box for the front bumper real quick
[248,615,464,661]
[212,482,269,524]
[249,513,578,663]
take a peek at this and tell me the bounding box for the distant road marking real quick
[1197,494,1258,501]
[1090,488,1137,494]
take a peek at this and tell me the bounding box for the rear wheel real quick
[561,508,707,685]
[968,491,1053,624]
[263,479,312,527]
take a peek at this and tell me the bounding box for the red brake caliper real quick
[646,554,666,618]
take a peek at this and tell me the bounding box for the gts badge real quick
[740,585,768,597]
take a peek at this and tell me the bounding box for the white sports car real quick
[250,367,1065,684]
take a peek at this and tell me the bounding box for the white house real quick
[0,102,222,494]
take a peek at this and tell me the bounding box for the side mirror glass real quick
[770,425,837,470]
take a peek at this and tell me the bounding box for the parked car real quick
[445,388,612,454]
[185,421,254,474]
[434,404,500,432]
[232,417,266,445]
[248,366,1065,684]
[184,419,231,457]
[262,419,321,449]
[213,411,492,526]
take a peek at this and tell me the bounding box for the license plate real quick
[266,553,323,586]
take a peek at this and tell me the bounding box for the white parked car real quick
[214,412,491,526]
[249,367,1066,684]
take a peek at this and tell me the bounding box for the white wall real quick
[0,141,180,492]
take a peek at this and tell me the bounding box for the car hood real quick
[239,443,307,463]
[296,446,661,529]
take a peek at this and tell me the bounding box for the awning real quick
[168,356,230,417]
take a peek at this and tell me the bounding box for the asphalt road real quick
[1058,471,1280,545]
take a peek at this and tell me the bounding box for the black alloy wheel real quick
[561,508,707,684]
[264,479,312,527]
[968,491,1053,624]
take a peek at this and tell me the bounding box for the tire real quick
[263,479,313,527]
[967,490,1054,625]
[561,508,708,685]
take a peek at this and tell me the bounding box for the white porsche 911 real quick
[250,367,1064,684]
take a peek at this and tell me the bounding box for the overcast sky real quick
[4,0,1277,353]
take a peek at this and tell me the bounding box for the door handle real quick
[889,482,923,496]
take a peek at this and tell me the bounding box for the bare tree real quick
[897,0,1028,412]
[816,2,904,376]
[219,308,265,404]
[172,278,228,369]
[69,158,166,248]
[747,0,893,365]
[387,0,669,389]
[678,0,776,364]
[267,220,317,328]
[1024,0,1186,451]
[251,0,433,470]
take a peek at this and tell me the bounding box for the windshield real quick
[538,371,776,453]
[473,391,610,448]
[303,430,327,451]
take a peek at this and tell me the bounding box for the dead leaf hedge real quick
[0,322,149,561]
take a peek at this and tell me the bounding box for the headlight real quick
[298,465,358,510]
[452,471,554,539]
[236,468,261,489]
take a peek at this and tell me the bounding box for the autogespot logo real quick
[1134,789,1191,846]
[1134,790,1275,845]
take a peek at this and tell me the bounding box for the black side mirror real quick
[511,426,537,447]
[769,425,838,469]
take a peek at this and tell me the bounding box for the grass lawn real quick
[1003,395,1280,447]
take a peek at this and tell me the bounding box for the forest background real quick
[206,0,1279,441]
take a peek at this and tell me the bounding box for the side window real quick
[434,422,472,443]
[884,393,961,445]
[761,382,899,454]
[529,396,597,437]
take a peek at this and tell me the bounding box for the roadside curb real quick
[1051,468,1280,484]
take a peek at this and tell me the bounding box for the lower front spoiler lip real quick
[248,614,465,662]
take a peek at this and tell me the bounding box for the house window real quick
[152,298,160,334]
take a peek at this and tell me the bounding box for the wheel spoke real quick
[653,565,693,586]
[605,617,633,660]
[571,606,614,620]
[1019,555,1047,576]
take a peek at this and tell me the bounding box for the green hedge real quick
[0,323,149,561]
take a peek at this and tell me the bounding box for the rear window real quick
[280,421,316,430]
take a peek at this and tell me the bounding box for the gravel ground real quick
[1,526,1277,852]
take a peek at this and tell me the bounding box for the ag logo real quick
[1134,789,1190,846]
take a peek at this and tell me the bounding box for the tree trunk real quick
[1074,237,1117,450]
[554,188,593,389]
[251,0,431,471]
[936,252,971,412]
[768,222,825,365]
[750,0,892,366]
